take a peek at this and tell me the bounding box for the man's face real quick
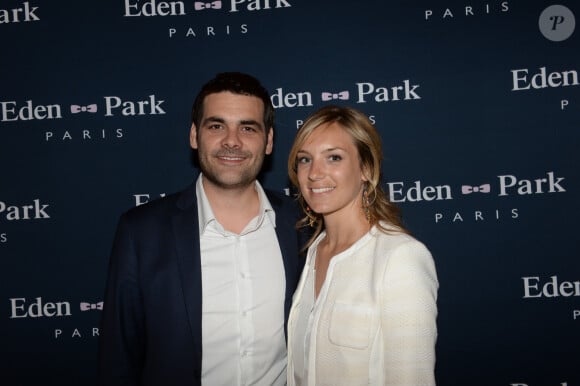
[190,91,273,191]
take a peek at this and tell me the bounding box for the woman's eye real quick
[329,154,342,161]
[297,156,310,164]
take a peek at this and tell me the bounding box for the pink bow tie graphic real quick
[461,184,491,194]
[70,104,97,114]
[321,91,349,101]
[194,1,222,10]
[80,302,103,311]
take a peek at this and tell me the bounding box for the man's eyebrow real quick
[202,117,263,129]
[240,119,264,129]
[202,116,225,126]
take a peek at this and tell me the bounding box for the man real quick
[98,72,305,386]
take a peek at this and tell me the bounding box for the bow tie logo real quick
[70,104,97,114]
[80,302,103,311]
[461,184,491,194]
[321,91,349,101]
[194,1,222,10]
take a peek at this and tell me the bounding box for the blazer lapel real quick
[267,191,302,340]
[172,184,203,362]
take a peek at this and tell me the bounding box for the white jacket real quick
[287,225,438,386]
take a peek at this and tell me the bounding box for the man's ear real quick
[265,127,274,155]
[190,123,198,150]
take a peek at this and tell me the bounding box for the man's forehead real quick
[202,92,265,120]
[203,91,264,106]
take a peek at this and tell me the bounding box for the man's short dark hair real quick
[191,72,274,132]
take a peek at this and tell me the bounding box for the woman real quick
[287,105,438,386]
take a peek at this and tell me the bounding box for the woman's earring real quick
[306,206,316,227]
[362,187,371,222]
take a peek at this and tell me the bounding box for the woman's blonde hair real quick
[288,105,407,249]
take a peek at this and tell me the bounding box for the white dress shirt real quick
[197,175,287,386]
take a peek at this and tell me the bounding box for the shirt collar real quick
[196,174,276,235]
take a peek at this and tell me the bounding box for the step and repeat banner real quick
[1,1,578,385]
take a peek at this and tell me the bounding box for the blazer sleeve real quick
[380,240,439,386]
[97,213,145,386]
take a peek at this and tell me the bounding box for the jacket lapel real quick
[267,191,302,340]
[172,184,203,363]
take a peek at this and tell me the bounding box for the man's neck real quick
[202,178,261,234]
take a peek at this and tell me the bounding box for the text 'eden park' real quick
[123,0,291,16]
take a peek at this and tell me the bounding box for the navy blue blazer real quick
[98,182,305,386]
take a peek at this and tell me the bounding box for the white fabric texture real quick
[288,224,438,386]
[197,175,287,386]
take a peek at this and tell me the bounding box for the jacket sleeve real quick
[97,214,145,386]
[380,240,439,386]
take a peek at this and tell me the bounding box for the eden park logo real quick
[0,95,166,122]
[123,0,292,16]
[0,2,39,23]
[387,171,565,203]
[270,80,422,109]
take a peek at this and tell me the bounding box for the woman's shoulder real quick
[372,223,432,260]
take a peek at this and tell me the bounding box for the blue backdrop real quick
[1,1,579,385]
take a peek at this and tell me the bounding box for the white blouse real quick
[288,225,438,386]
[290,230,375,385]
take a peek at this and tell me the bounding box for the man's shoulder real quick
[264,188,288,203]
[263,188,304,231]
[264,188,297,211]
[122,184,196,222]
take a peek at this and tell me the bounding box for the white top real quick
[197,175,287,386]
[288,224,438,386]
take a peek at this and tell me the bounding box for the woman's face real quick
[295,122,367,221]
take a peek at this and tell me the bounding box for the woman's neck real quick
[320,212,371,257]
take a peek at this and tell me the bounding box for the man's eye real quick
[329,154,342,161]
[208,124,222,130]
[241,126,257,132]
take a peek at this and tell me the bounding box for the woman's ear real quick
[361,164,371,182]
